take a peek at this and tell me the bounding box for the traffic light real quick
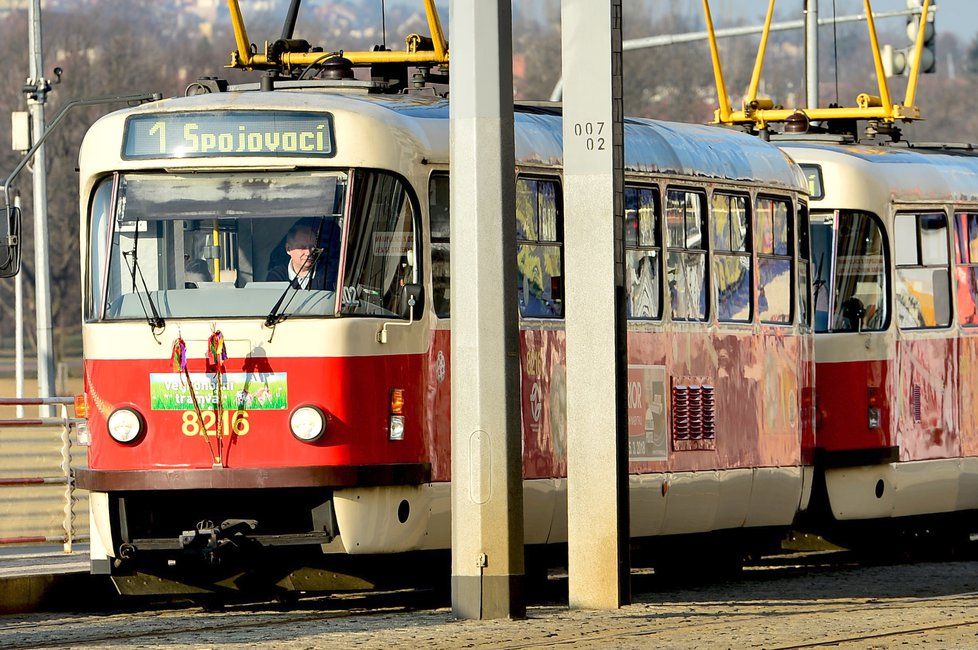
[882,0,936,77]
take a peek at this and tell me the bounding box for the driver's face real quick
[286,229,317,275]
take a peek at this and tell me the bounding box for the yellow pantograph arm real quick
[746,0,777,108]
[864,0,893,118]
[904,0,932,108]
[227,0,253,66]
[702,0,732,122]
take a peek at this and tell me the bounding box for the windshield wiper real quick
[264,246,324,328]
[264,216,332,330]
[121,218,165,334]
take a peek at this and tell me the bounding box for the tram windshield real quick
[89,170,348,321]
[810,210,889,333]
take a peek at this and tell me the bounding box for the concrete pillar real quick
[448,0,525,620]
[561,0,631,609]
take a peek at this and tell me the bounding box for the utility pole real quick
[27,0,56,416]
[805,0,819,108]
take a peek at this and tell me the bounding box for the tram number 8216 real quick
[181,410,250,437]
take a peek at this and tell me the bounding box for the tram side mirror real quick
[841,296,866,332]
[0,203,21,278]
[402,283,424,320]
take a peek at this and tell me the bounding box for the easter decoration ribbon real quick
[172,336,217,465]
[207,330,229,467]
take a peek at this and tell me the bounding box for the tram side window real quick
[756,197,793,324]
[894,212,951,329]
[955,212,978,326]
[798,204,812,327]
[624,186,661,320]
[811,211,888,333]
[87,176,114,321]
[517,177,563,319]
[429,174,451,318]
[342,171,418,317]
[666,189,708,321]
[712,192,751,323]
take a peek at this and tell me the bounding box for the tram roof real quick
[780,141,978,205]
[82,90,805,192]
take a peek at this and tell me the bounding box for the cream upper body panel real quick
[780,143,978,215]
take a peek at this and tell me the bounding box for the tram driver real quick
[266,218,339,290]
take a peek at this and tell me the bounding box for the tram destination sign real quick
[123,111,335,159]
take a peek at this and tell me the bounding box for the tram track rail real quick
[494,589,978,650]
[771,618,978,649]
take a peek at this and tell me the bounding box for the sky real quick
[393,1,977,45]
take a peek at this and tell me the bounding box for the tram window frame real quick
[516,175,565,320]
[799,164,824,201]
[811,210,891,334]
[428,172,451,318]
[624,184,662,321]
[894,210,952,330]
[342,169,424,319]
[756,195,795,325]
[711,191,753,323]
[665,187,710,322]
[954,211,978,327]
[86,173,118,322]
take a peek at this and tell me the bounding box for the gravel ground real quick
[4,556,978,648]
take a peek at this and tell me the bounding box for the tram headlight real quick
[107,408,144,443]
[290,406,326,442]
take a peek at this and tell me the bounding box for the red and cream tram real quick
[780,139,978,548]
[67,77,813,595]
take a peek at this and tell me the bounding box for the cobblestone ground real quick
[4,556,978,648]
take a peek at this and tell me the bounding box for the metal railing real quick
[0,397,87,552]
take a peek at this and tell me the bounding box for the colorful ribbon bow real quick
[171,337,187,373]
[207,331,227,371]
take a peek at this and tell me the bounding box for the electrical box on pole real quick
[10,112,30,152]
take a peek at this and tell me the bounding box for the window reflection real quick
[625,186,661,320]
[955,212,978,326]
[713,193,751,323]
[667,189,708,321]
[894,212,950,329]
[757,197,793,324]
[517,178,563,319]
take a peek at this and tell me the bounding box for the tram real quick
[48,75,814,594]
[694,0,978,551]
[778,139,978,548]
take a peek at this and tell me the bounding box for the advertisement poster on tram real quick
[628,364,668,461]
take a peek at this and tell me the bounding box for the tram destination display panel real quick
[122,111,335,159]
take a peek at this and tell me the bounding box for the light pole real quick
[806,0,819,108]
[26,0,55,416]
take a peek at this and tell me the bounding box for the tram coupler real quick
[179,518,258,560]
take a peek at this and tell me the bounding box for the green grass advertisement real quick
[149,372,288,410]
